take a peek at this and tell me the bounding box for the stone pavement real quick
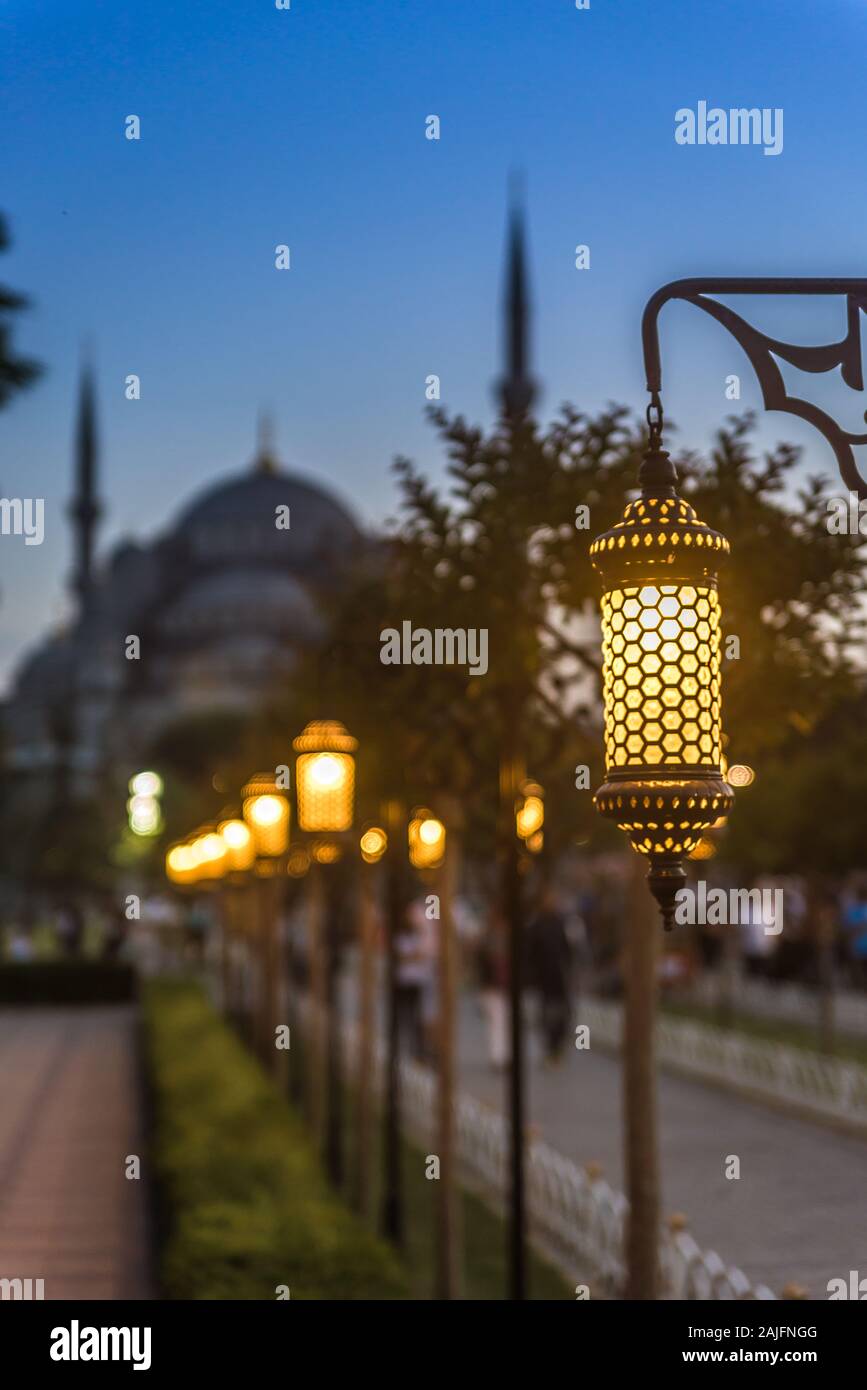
[455,993,867,1297]
[0,1006,153,1300]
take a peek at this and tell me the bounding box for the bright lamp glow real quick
[360,826,387,864]
[242,774,290,857]
[130,769,163,798]
[409,811,445,868]
[419,818,443,845]
[293,721,357,833]
[727,764,755,788]
[309,754,344,789]
[249,795,283,826]
[129,794,161,836]
[219,818,255,873]
[192,829,227,881]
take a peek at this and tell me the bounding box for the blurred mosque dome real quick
[0,391,369,801]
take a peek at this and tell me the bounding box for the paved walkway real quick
[0,1007,153,1300]
[455,994,867,1297]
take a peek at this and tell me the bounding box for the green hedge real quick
[143,980,408,1300]
[0,961,136,1004]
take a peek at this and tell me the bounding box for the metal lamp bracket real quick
[642,279,867,500]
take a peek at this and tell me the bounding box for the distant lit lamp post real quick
[516,780,544,857]
[381,797,408,1246]
[217,818,256,1021]
[411,805,460,1300]
[293,720,358,1187]
[242,774,290,1065]
[128,769,164,838]
[355,824,387,1217]
[408,810,446,872]
[165,839,199,888]
[499,749,529,1302]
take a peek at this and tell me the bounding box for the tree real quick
[0,214,40,407]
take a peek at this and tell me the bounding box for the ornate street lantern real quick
[166,840,198,886]
[293,720,357,833]
[408,810,446,870]
[515,780,544,850]
[242,773,290,861]
[218,817,256,874]
[590,434,734,928]
[191,825,228,884]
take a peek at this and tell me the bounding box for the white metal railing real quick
[583,998,867,1130]
[295,997,776,1300]
[680,972,867,1039]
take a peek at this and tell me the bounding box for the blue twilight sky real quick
[2,0,867,689]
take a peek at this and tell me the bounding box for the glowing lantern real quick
[516,781,545,841]
[293,721,357,833]
[166,841,198,886]
[242,773,290,858]
[192,827,228,882]
[590,443,734,928]
[408,810,446,869]
[218,818,256,874]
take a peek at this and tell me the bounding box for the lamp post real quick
[355,824,387,1217]
[590,275,867,1299]
[410,805,460,1300]
[381,797,408,1247]
[591,327,735,1300]
[499,749,528,1302]
[293,719,358,1188]
[217,817,255,1023]
[242,774,290,1066]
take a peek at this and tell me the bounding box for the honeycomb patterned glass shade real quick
[590,477,734,925]
[293,722,358,834]
[242,774,290,858]
[601,584,722,773]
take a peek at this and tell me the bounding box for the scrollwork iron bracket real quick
[642,278,867,499]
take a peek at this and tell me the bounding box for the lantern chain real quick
[646,391,664,449]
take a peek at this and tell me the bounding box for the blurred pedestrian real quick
[7,919,35,962]
[395,908,429,1061]
[528,886,572,1064]
[55,900,84,957]
[842,885,867,987]
[102,904,128,960]
[476,910,509,1070]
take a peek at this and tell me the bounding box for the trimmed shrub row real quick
[143,980,408,1300]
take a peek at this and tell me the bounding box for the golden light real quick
[727,764,755,788]
[166,842,198,886]
[311,840,342,865]
[526,830,544,855]
[688,836,717,861]
[194,829,227,881]
[360,826,388,864]
[129,769,163,798]
[590,487,734,928]
[408,810,446,869]
[218,818,255,873]
[286,846,311,877]
[516,781,545,841]
[293,720,357,833]
[242,773,290,858]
